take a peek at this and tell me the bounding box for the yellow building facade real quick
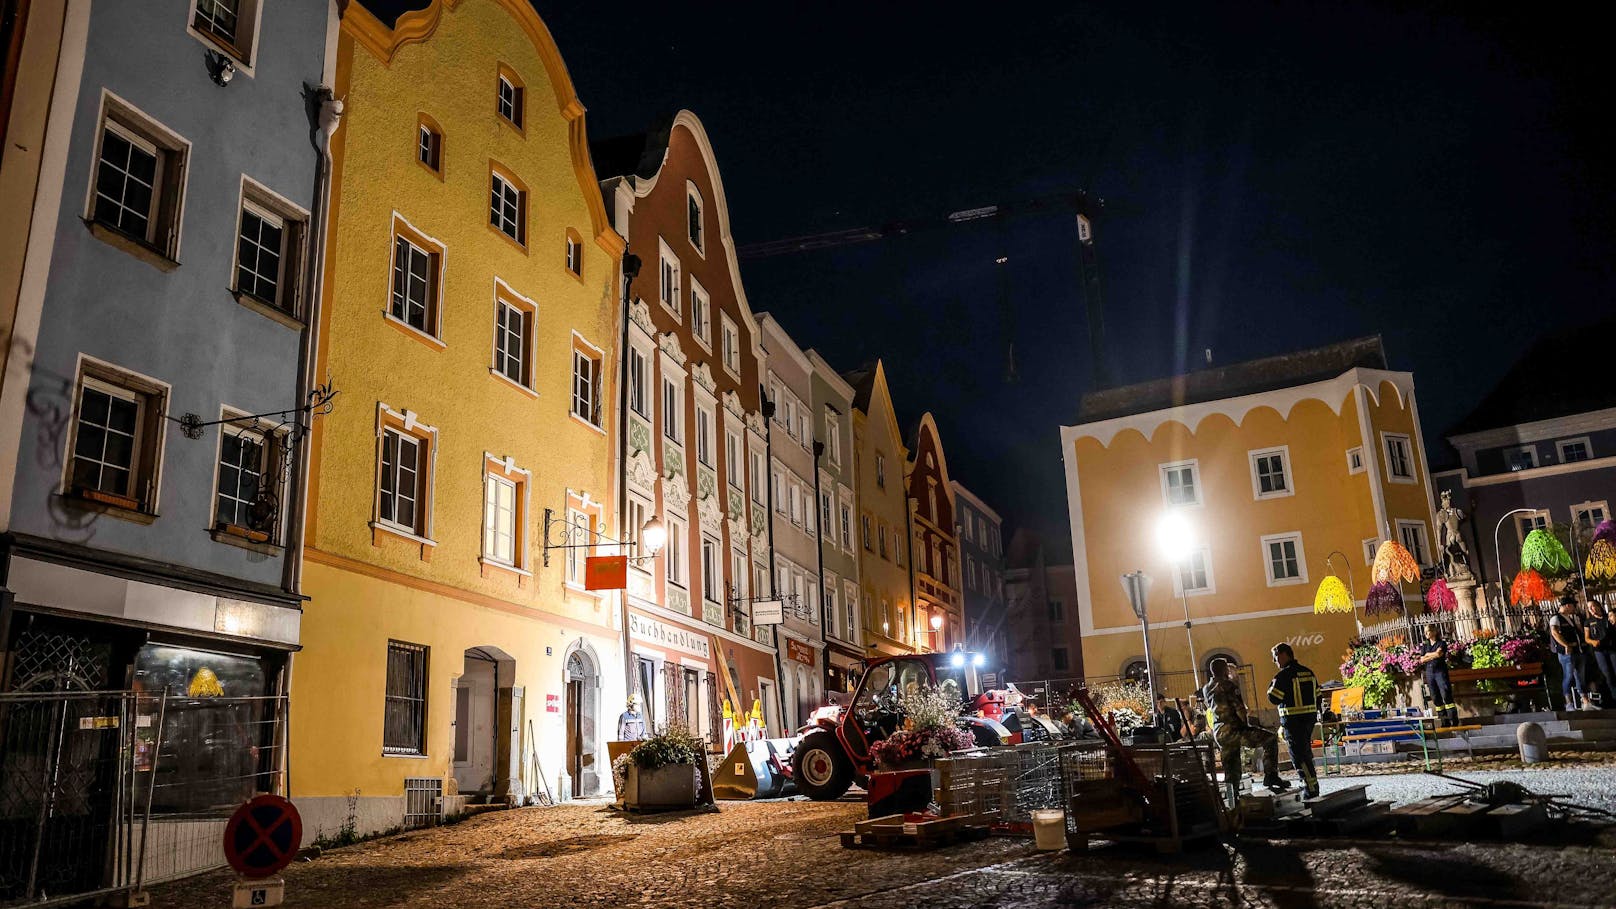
[847,361,918,657]
[1061,339,1439,705]
[291,0,625,837]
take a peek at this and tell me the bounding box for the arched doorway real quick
[454,646,516,801]
[563,642,601,797]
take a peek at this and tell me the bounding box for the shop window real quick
[133,644,268,811]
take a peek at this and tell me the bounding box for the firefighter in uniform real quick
[1417,625,1457,728]
[1267,643,1320,798]
[1203,657,1288,804]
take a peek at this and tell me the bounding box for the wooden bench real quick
[1448,663,1548,713]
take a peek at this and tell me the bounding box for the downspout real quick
[810,439,827,690]
[615,251,642,698]
[904,494,919,653]
[762,393,785,734]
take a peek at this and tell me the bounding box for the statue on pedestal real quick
[1437,490,1475,583]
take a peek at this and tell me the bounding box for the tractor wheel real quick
[792,732,853,801]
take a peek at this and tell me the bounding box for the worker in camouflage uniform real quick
[1203,657,1289,802]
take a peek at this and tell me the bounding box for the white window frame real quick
[211,417,276,536]
[819,488,833,534]
[1171,545,1215,596]
[1557,436,1594,463]
[490,170,525,245]
[1346,446,1365,475]
[186,0,263,74]
[496,72,523,128]
[657,237,681,320]
[386,214,445,344]
[720,313,740,377]
[695,403,715,467]
[1572,500,1610,532]
[825,413,841,467]
[662,376,683,443]
[1259,532,1308,587]
[1382,432,1416,483]
[1503,444,1539,472]
[839,496,853,552]
[482,473,519,567]
[725,429,742,489]
[1248,446,1293,500]
[1363,537,1379,566]
[1159,459,1202,507]
[377,424,430,538]
[875,452,886,489]
[701,535,721,604]
[823,579,838,639]
[233,177,308,317]
[686,181,705,256]
[750,448,765,504]
[490,280,537,393]
[571,333,605,430]
[628,344,650,418]
[627,495,652,570]
[664,515,687,588]
[86,93,191,260]
[843,581,859,645]
[1514,510,1551,544]
[689,278,711,350]
[1397,519,1432,567]
[565,234,582,276]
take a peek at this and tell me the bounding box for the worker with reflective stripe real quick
[1267,643,1319,798]
[1417,625,1458,728]
[1203,657,1288,805]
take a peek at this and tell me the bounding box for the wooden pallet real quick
[1068,819,1221,855]
[1389,795,1549,840]
[838,813,993,850]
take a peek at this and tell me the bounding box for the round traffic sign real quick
[223,794,303,879]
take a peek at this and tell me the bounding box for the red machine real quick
[791,650,1010,800]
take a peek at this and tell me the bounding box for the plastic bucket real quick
[1032,808,1066,850]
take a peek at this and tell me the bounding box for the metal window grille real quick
[402,778,443,830]
[384,642,428,755]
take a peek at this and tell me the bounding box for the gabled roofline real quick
[806,349,856,401]
[341,0,624,259]
[951,481,1001,524]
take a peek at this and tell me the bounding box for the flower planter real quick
[623,763,697,811]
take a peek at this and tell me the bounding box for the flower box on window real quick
[215,521,271,544]
[73,486,141,512]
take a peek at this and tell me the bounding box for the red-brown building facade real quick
[907,414,963,653]
[597,110,781,740]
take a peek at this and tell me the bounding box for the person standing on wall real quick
[1266,644,1320,799]
[1549,596,1592,710]
[1416,625,1458,728]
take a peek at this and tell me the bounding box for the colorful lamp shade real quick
[1424,578,1457,613]
[1314,575,1353,614]
[1364,580,1404,617]
[1594,519,1616,546]
[1587,539,1616,583]
[1520,528,1573,574]
[1371,540,1420,584]
[1509,569,1552,606]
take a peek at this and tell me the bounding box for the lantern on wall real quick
[1520,528,1573,574]
[1509,569,1552,606]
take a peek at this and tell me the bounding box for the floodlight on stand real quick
[950,652,965,668]
[1156,511,1194,563]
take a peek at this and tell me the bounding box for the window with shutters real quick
[496,65,524,130]
[415,113,443,176]
[387,215,444,343]
[489,165,527,247]
[373,406,437,548]
[491,281,536,393]
[233,178,307,319]
[571,334,605,430]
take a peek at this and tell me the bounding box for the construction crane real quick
[737,191,1113,388]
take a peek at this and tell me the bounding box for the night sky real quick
[532,1,1612,550]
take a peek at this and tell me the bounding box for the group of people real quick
[1549,594,1616,710]
[1149,645,1321,801]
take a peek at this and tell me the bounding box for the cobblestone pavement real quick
[151,768,1616,909]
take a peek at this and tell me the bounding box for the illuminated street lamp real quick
[1157,512,1202,691]
[640,516,667,556]
[929,612,944,651]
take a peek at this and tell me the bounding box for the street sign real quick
[752,599,784,625]
[223,795,302,879]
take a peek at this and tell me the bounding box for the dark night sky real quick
[529,1,1613,549]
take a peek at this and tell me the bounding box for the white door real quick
[759,679,780,737]
[453,659,496,794]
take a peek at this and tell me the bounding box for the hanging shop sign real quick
[751,599,784,625]
[585,555,629,590]
[787,639,816,666]
[629,613,712,659]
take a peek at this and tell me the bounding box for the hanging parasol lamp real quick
[1520,528,1573,574]
[1424,578,1457,612]
[1510,568,1552,606]
[1364,580,1404,617]
[1372,539,1420,585]
[1314,575,1353,614]
[1586,538,1616,583]
[1594,519,1616,546]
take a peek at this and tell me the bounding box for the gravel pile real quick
[1320,765,1616,816]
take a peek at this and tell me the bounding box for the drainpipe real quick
[904,494,919,654]
[810,439,828,692]
[762,394,785,734]
[615,252,642,699]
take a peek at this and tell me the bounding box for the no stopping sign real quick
[223,795,303,879]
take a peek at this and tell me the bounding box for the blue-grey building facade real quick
[0,0,332,859]
[1432,319,1615,596]
[952,480,1007,682]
